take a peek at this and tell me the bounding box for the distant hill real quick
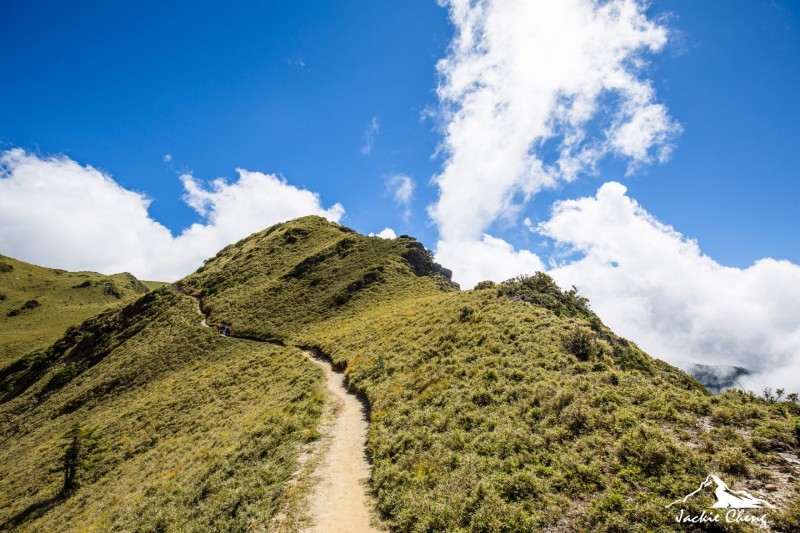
[0,255,151,367]
[0,217,798,531]
[688,363,751,394]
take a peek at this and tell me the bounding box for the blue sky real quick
[2,1,797,265]
[1,0,451,245]
[2,1,800,389]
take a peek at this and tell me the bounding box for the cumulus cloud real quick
[369,228,397,239]
[0,149,344,280]
[430,0,680,284]
[162,154,172,163]
[386,174,415,219]
[361,116,380,155]
[538,182,800,392]
[425,2,797,390]
[436,235,544,289]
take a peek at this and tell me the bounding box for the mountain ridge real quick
[0,254,151,368]
[1,216,799,531]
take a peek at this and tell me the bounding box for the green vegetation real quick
[295,290,799,531]
[180,216,457,343]
[180,217,800,531]
[0,255,149,367]
[140,280,170,291]
[0,288,323,531]
[59,422,103,494]
[1,216,799,531]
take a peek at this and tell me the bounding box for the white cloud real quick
[387,174,414,205]
[436,235,544,289]
[0,149,344,281]
[430,0,680,284]
[360,116,380,155]
[610,103,679,172]
[538,182,800,392]
[369,228,397,239]
[424,1,793,390]
[386,174,415,219]
[162,154,172,163]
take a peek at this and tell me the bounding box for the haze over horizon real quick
[1,0,799,391]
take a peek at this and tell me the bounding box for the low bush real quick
[565,326,597,361]
[794,417,800,443]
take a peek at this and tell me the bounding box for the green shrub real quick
[618,425,681,477]
[590,491,625,521]
[717,448,750,476]
[8,299,42,316]
[497,272,593,317]
[22,299,40,310]
[565,327,597,361]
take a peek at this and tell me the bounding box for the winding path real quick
[176,287,381,532]
[301,351,380,533]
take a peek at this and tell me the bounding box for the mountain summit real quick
[1,217,798,531]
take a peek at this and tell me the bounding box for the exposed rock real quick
[401,241,454,281]
[778,452,800,465]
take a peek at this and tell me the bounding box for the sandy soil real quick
[181,289,381,531]
[301,351,382,533]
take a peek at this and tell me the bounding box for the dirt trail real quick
[192,300,210,328]
[301,351,381,533]
[176,288,380,531]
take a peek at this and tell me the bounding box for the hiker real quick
[216,322,221,333]
[225,325,232,337]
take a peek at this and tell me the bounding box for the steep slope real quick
[0,254,150,367]
[179,216,457,342]
[1,217,798,532]
[0,288,324,531]
[298,285,800,531]
[183,217,800,531]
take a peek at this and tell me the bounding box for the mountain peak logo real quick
[666,474,774,510]
[666,474,774,529]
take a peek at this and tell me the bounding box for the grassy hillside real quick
[181,217,800,532]
[179,216,457,342]
[0,254,150,367]
[1,216,798,531]
[140,280,171,291]
[300,284,800,531]
[0,288,323,531]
